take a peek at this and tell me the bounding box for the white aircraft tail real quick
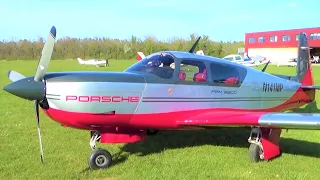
[77,58,85,64]
[137,52,146,61]
[196,50,205,55]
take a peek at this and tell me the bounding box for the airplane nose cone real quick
[3,77,45,101]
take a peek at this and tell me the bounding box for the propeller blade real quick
[8,70,25,82]
[34,100,44,164]
[34,26,56,82]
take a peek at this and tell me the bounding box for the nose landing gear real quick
[88,131,112,170]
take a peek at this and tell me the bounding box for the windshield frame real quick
[124,52,178,80]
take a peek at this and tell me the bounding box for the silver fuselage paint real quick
[46,82,146,114]
[44,69,300,115]
[136,69,300,114]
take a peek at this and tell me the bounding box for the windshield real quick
[125,52,175,79]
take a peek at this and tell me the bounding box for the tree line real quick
[0,34,244,60]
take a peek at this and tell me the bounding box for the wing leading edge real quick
[176,111,320,130]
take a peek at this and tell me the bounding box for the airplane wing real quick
[175,111,320,130]
[242,61,269,67]
[276,61,297,67]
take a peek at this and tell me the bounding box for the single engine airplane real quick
[77,57,108,67]
[3,26,320,170]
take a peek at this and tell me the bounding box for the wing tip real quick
[50,26,56,39]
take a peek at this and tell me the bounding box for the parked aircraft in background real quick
[222,54,268,67]
[277,58,297,67]
[77,57,108,67]
[3,27,320,171]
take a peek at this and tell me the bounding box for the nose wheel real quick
[89,131,113,170]
[88,148,112,170]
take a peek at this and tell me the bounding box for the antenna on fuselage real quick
[261,60,270,72]
[189,36,201,53]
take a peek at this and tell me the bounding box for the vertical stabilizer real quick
[296,33,313,86]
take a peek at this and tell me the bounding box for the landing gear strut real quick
[88,131,112,170]
[248,127,264,162]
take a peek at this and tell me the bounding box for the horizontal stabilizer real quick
[301,85,320,90]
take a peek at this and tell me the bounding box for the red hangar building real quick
[245,27,320,63]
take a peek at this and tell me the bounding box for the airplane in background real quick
[77,57,108,67]
[276,58,297,67]
[3,26,320,170]
[222,54,269,67]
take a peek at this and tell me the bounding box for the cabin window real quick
[270,36,277,42]
[248,37,255,43]
[125,52,175,79]
[179,60,207,82]
[258,36,265,43]
[295,34,299,41]
[235,56,242,61]
[282,35,290,41]
[310,33,320,40]
[210,62,247,86]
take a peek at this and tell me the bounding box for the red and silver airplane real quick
[3,26,320,170]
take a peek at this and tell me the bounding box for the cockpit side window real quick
[180,60,207,82]
[210,62,247,86]
[124,52,175,79]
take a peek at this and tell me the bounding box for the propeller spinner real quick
[3,26,57,164]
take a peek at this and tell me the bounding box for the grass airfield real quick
[0,59,319,180]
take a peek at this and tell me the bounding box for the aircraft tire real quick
[248,143,263,163]
[88,148,112,170]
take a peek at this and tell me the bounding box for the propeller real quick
[3,26,57,164]
[8,70,26,82]
[33,26,56,164]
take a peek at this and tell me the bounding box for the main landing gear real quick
[248,127,264,162]
[88,131,112,170]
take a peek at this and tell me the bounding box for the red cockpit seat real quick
[225,77,239,84]
[179,71,186,80]
[194,69,207,82]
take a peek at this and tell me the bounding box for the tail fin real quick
[196,50,205,56]
[77,58,84,64]
[137,52,145,61]
[296,32,313,86]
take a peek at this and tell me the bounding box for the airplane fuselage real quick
[43,68,312,131]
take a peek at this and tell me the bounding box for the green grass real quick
[0,60,319,180]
